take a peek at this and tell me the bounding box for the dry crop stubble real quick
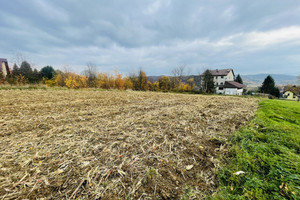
[0,90,258,199]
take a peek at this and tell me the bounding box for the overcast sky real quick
[1,0,300,76]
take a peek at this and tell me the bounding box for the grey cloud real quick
[0,0,300,75]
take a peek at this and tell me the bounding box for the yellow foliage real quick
[153,81,160,91]
[16,75,28,85]
[37,67,198,92]
[187,78,195,90]
[55,74,65,87]
[96,73,109,89]
[115,74,124,90]
[108,75,115,89]
[45,79,56,87]
[123,77,133,89]
[65,73,82,89]
[147,81,154,91]
[159,76,171,91]
[179,83,192,91]
[80,76,88,88]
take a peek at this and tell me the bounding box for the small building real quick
[0,58,10,78]
[283,91,299,101]
[203,68,245,95]
[219,81,244,95]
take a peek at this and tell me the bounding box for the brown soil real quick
[0,90,258,199]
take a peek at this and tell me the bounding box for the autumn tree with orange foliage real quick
[5,63,198,93]
[187,78,195,90]
[123,76,133,90]
[96,73,110,89]
[65,73,88,89]
[54,73,65,87]
[115,73,124,90]
[179,82,192,92]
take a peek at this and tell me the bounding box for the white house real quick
[0,58,10,78]
[283,91,299,101]
[221,81,244,95]
[203,69,245,95]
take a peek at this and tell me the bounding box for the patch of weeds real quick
[143,168,158,184]
[180,186,195,200]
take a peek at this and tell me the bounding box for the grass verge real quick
[212,99,300,200]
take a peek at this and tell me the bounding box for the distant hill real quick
[147,76,162,82]
[241,74,298,87]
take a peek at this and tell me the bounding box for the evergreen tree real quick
[271,87,280,98]
[19,61,33,80]
[235,74,243,84]
[41,66,55,79]
[261,75,275,94]
[12,64,20,76]
[201,69,215,93]
[32,69,42,83]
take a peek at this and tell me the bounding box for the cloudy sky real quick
[1,0,300,76]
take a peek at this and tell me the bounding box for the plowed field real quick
[0,90,258,199]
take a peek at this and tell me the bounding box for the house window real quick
[220,82,223,85]
[221,76,224,78]
[219,87,223,90]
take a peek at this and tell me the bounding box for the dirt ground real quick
[0,90,258,199]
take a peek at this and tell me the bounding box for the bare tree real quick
[62,64,72,74]
[83,62,98,87]
[197,66,207,76]
[171,65,185,90]
[11,53,39,72]
[172,65,185,79]
[186,66,192,76]
[11,53,26,67]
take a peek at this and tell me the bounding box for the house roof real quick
[223,81,244,89]
[209,69,233,76]
[0,58,8,63]
[284,91,296,95]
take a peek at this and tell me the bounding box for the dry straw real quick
[0,90,258,199]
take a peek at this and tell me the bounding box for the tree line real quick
[1,61,297,97]
[0,62,200,92]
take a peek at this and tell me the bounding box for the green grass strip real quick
[212,100,300,200]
